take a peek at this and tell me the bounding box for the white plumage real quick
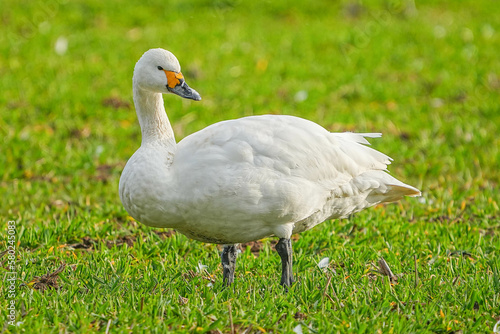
[119,48,420,287]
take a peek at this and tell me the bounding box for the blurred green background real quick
[1,0,499,332]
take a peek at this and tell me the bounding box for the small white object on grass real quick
[196,262,208,272]
[55,36,68,55]
[95,145,104,157]
[293,324,303,334]
[294,90,308,102]
[493,319,500,333]
[317,257,330,271]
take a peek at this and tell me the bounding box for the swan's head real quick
[133,48,201,101]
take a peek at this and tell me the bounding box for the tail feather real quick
[375,184,421,203]
[356,170,421,204]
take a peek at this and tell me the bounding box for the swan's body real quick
[121,115,418,244]
[119,48,420,287]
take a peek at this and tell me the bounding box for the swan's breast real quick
[119,147,183,228]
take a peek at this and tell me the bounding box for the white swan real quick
[119,48,421,287]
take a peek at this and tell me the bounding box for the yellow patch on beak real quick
[164,70,184,88]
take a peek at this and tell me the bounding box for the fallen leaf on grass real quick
[448,250,474,260]
[69,126,91,139]
[182,268,215,284]
[294,312,307,320]
[244,238,302,256]
[95,164,119,183]
[102,97,131,110]
[68,236,95,250]
[240,236,300,256]
[178,295,189,305]
[376,257,400,282]
[240,240,277,256]
[153,230,176,239]
[24,263,66,292]
[0,250,9,258]
[205,330,223,334]
[106,235,136,249]
[67,231,176,251]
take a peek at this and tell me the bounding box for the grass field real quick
[1,0,499,332]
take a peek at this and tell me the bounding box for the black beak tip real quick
[167,82,202,101]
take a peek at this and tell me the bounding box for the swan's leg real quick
[221,244,238,285]
[275,238,295,288]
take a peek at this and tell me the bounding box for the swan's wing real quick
[173,116,328,224]
[175,115,396,184]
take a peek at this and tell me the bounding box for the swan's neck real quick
[133,86,176,150]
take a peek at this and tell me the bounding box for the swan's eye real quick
[157,66,163,70]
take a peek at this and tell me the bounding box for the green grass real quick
[1,0,499,332]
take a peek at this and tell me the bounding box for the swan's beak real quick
[164,70,201,101]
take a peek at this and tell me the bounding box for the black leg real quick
[275,238,294,288]
[221,244,238,285]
